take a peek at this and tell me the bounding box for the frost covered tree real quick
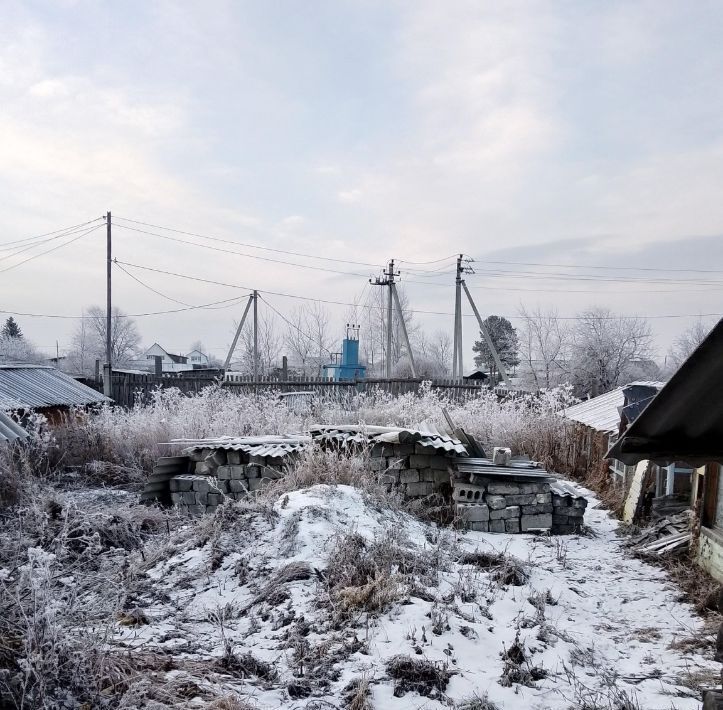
[570,307,652,396]
[0,333,43,364]
[667,319,713,372]
[472,316,519,383]
[517,306,571,390]
[1,317,22,339]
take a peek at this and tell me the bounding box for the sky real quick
[1,0,722,367]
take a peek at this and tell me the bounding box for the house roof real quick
[0,364,110,410]
[560,381,665,434]
[607,319,723,466]
[0,410,29,444]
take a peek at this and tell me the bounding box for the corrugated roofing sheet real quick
[0,365,110,410]
[455,457,553,479]
[0,411,29,444]
[560,381,665,433]
[174,435,312,459]
[550,480,584,499]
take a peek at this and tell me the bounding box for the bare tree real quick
[667,319,713,372]
[430,330,453,376]
[571,307,652,396]
[306,302,334,375]
[237,312,282,376]
[284,306,315,375]
[67,306,141,372]
[517,305,571,390]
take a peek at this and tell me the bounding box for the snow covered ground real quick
[114,481,718,709]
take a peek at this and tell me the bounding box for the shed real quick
[0,364,109,421]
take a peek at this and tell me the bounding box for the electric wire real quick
[0,217,105,250]
[259,294,333,356]
[0,222,108,264]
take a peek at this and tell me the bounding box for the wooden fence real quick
[106,371,506,408]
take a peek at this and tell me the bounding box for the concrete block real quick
[206,505,219,514]
[195,462,211,475]
[370,444,385,457]
[409,454,432,469]
[386,458,406,470]
[520,513,552,531]
[535,493,552,504]
[185,504,205,516]
[188,450,206,462]
[225,465,246,479]
[381,473,400,485]
[489,519,506,533]
[215,480,229,494]
[216,466,232,480]
[170,476,194,492]
[454,484,485,503]
[226,450,241,465]
[488,482,524,495]
[182,491,196,505]
[486,494,507,510]
[428,456,449,470]
[504,494,537,506]
[469,474,491,488]
[521,503,553,515]
[468,521,489,532]
[207,492,224,506]
[405,481,435,497]
[247,477,268,492]
[552,514,570,525]
[395,444,415,456]
[399,469,420,484]
[572,498,588,509]
[206,449,227,466]
[458,504,489,522]
[246,465,261,478]
[249,455,265,466]
[193,478,211,493]
[228,479,248,494]
[420,469,438,482]
[195,492,208,505]
[414,444,435,455]
[490,506,520,520]
[370,457,386,471]
[170,492,183,504]
[505,518,521,533]
[520,482,550,495]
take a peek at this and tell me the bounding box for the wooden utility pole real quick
[104,211,112,397]
[453,254,473,378]
[223,294,254,369]
[386,260,394,378]
[253,289,259,381]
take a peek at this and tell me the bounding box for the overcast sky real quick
[1,1,722,365]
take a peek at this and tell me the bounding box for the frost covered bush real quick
[54,382,576,474]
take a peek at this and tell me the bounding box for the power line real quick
[0,223,105,275]
[111,260,723,321]
[259,294,333,357]
[0,217,105,250]
[470,257,723,275]
[0,222,107,264]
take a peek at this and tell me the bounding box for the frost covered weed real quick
[385,654,452,698]
[456,693,501,710]
[52,383,575,474]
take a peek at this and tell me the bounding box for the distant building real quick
[144,344,210,372]
[322,326,366,382]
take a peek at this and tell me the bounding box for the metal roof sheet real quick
[560,381,665,433]
[174,435,312,459]
[0,411,29,444]
[550,480,584,499]
[0,365,110,410]
[455,457,553,479]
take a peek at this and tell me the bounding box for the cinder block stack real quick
[551,493,587,533]
[369,443,454,498]
[168,447,287,516]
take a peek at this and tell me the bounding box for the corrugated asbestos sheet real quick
[0,411,29,444]
[550,480,583,498]
[0,365,110,410]
[560,381,665,434]
[309,424,469,455]
[174,435,312,459]
[454,457,553,480]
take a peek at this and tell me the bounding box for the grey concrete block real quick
[488,482,524,495]
[207,493,224,506]
[468,521,489,532]
[400,469,420,484]
[458,504,489,522]
[170,476,194,492]
[185,504,205,516]
[409,454,432,469]
[386,458,406,470]
[216,465,231,480]
[432,469,450,484]
[206,449,227,466]
[193,478,211,493]
[489,519,506,533]
[428,456,449,470]
[226,450,241,465]
[486,494,507,510]
[490,505,520,520]
[206,505,219,514]
[182,491,196,504]
[381,473,400,485]
[188,450,206,462]
[246,465,261,478]
[505,518,521,533]
[170,492,183,504]
[195,462,211,475]
[520,513,552,531]
[395,444,415,456]
[469,474,491,488]
[249,455,265,465]
[521,503,553,515]
[552,513,570,525]
[572,498,588,509]
[247,477,268,492]
[226,465,245,480]
[370,444,385,457]
[214,480,229,494]
[535,493,552,504]
[228,479,248,494]
[370,457,386,471]
[195,492,208,505]
[405,481,435,497]
[414,444,436,455]
[504,494,537,506]
[454,483,485,502]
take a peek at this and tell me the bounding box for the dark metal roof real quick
[607,318,723,466]
[0,365,110,410]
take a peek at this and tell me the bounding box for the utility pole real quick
[253,289,259,381]
[452,254,474,378]
[104,211,112,397]
[223,294,254,370]
[370,260,416,378]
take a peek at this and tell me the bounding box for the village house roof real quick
[560,381,665,434]
[0,364,110,410]
[607,319,723,466]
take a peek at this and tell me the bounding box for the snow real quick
[127,483,717,708]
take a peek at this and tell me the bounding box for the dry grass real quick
[385,655,452,697]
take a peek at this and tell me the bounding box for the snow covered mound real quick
[125,484,716,709]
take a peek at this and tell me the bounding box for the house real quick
[144,344,210,373]
[0,363,109,423]
[607,318,723,581]
[559,380,692,498]
[463,369,489,382]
